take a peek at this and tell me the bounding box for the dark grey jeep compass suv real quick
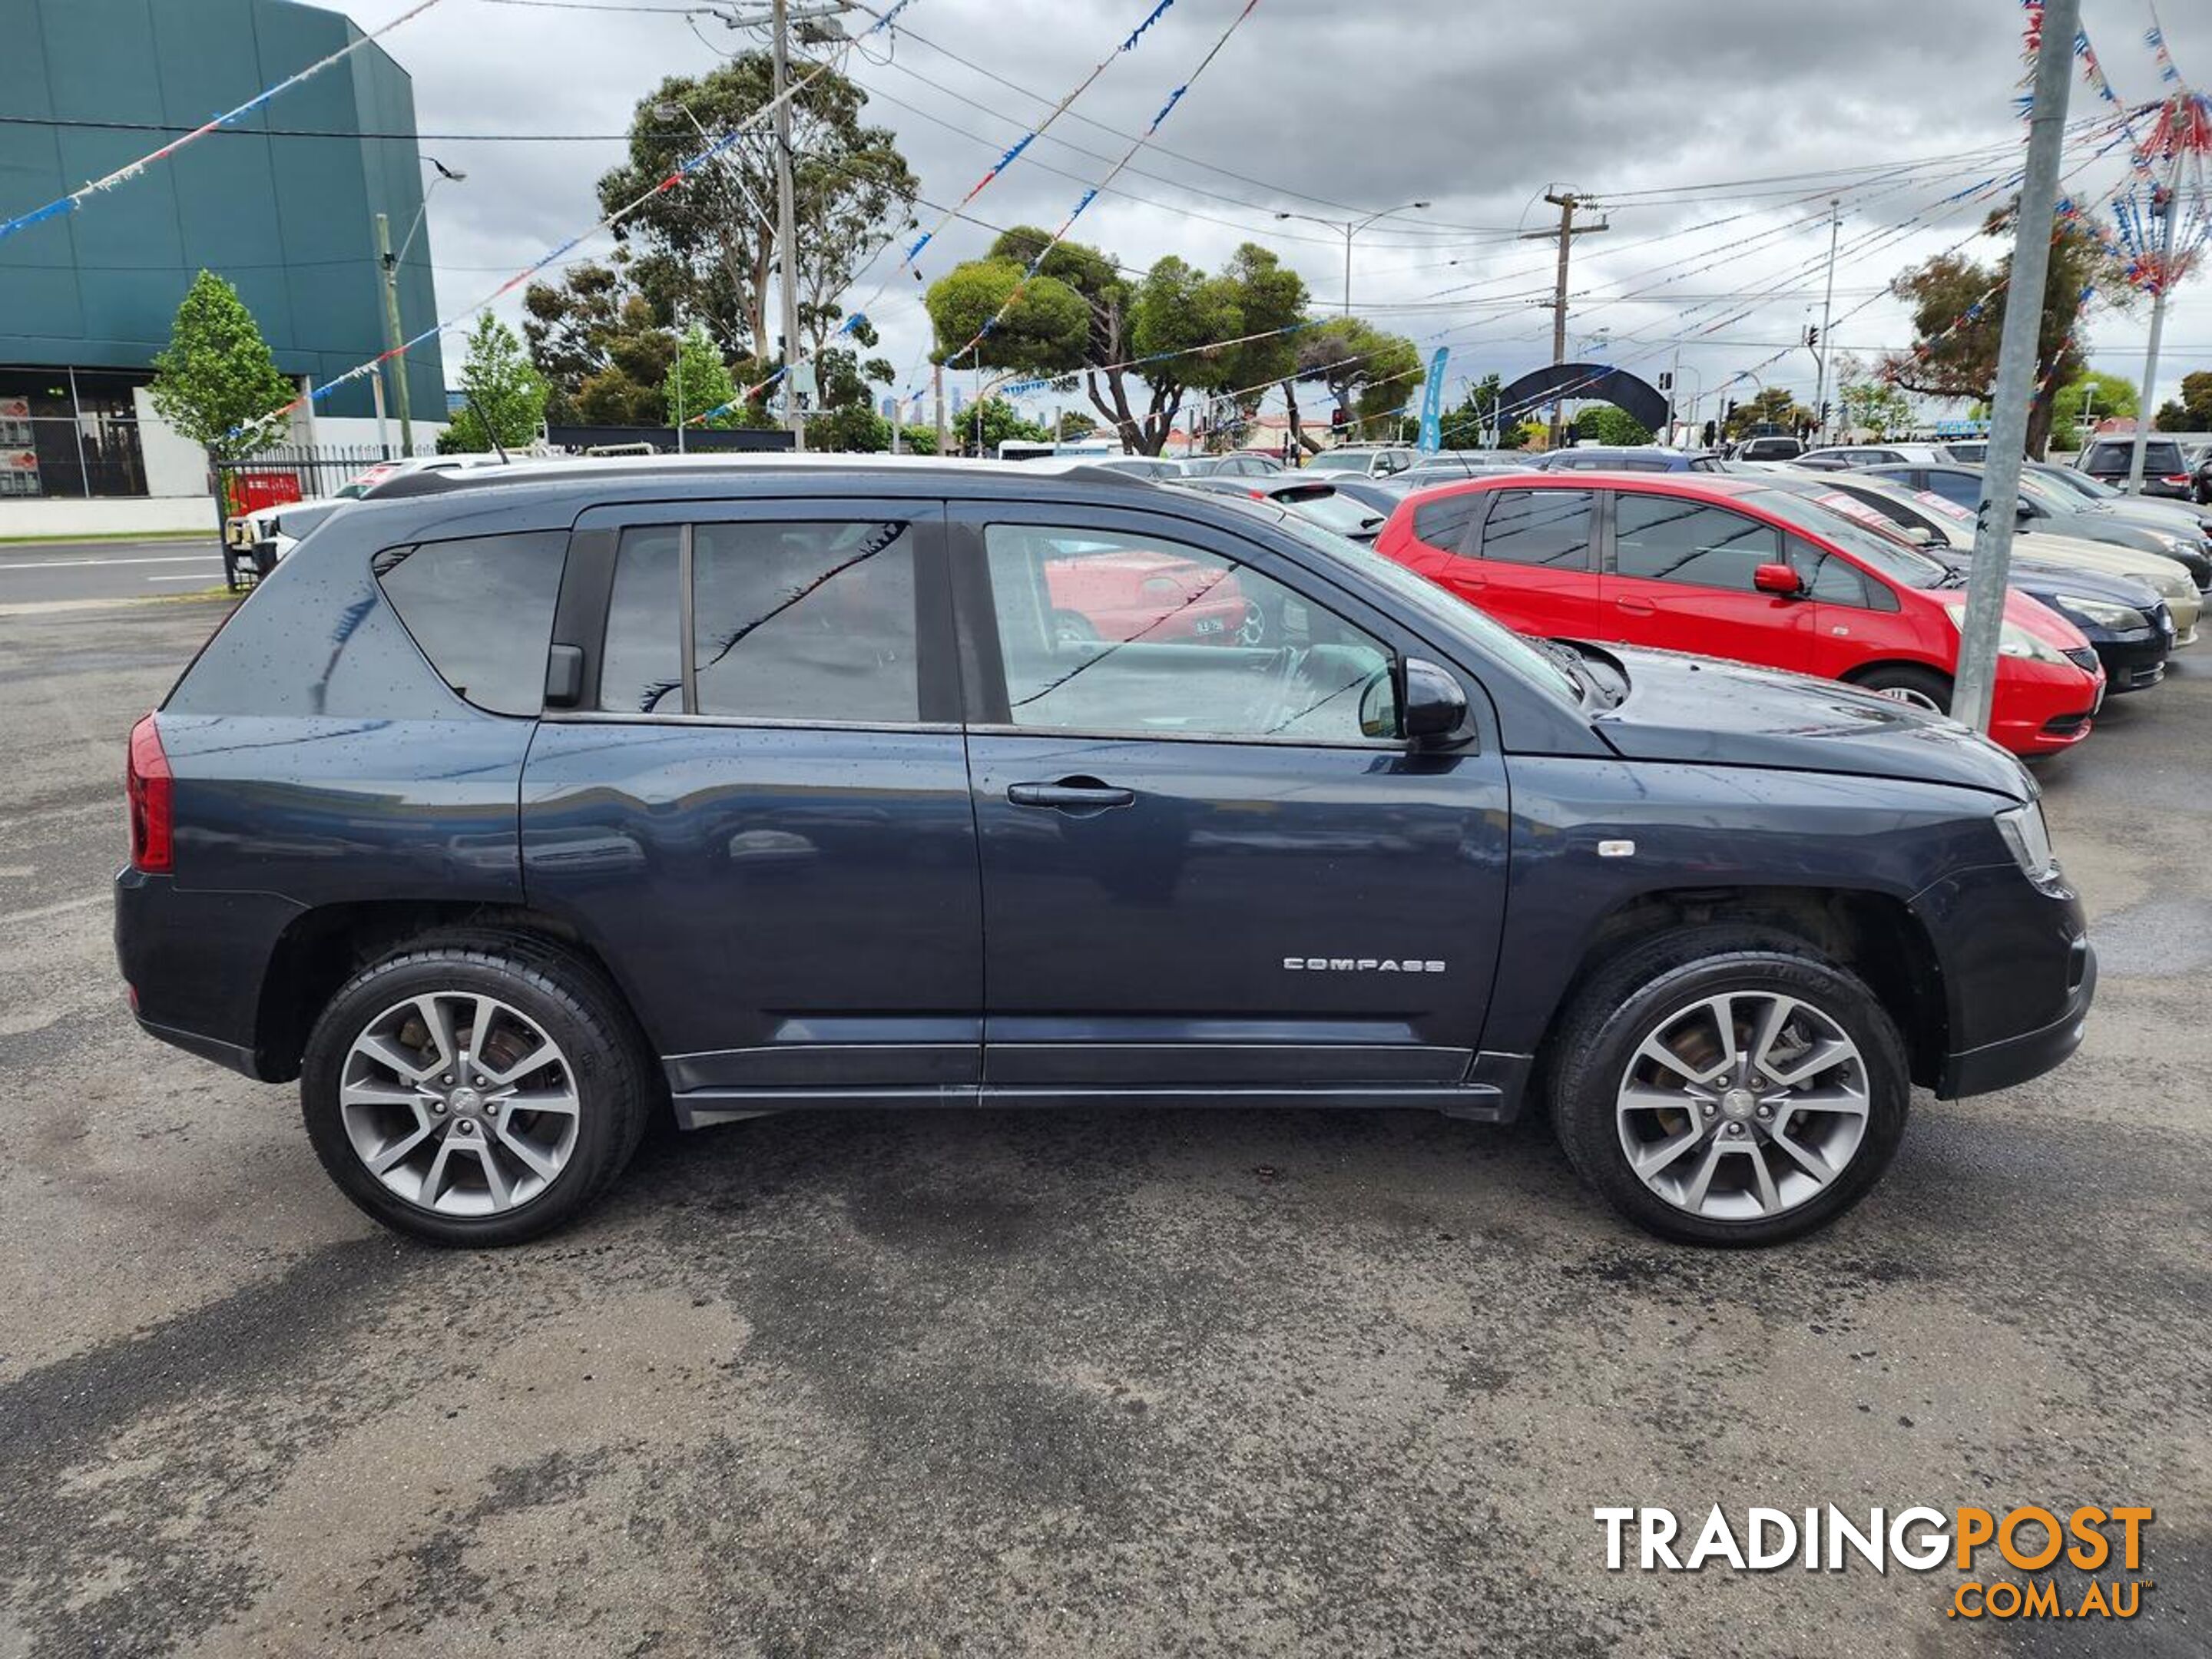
[116,459,2094,1248]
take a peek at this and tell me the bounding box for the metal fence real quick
[210,445,432,590]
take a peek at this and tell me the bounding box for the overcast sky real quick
[359,0,2212,427]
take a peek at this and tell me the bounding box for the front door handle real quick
[1006,777,1135,812]
[1614,596,1657,617]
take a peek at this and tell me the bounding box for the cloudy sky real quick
[359,0,2212,429]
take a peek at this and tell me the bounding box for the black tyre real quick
[1849,662,1952,716]
[1547,927,1909,1247]
[1051,608,1098,646]
[300,930,654,1247]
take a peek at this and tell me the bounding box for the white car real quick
[224,455,504,573]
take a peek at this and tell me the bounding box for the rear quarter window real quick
[374,531,568,716]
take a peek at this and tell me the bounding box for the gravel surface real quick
[1,595,2204,1657]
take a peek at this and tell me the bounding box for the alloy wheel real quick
[1614,990,1872,1222]
[338,992,580,1217]
[1873,685,1945,713]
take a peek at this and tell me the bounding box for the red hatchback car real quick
[1374,472,2106,755]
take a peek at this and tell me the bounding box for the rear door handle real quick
[1614,596,1656,617]
[1006,778,1135,811]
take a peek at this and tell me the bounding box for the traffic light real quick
[1330,405,1349,432]
[1820,400,1831,426]
[1701,419,1718,448]
[1724,398,1737,419]
[1805,325,1820,348]
[1658,371,1673,391]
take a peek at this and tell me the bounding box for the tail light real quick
[126,714,174,873]
[2161,474,2191,487]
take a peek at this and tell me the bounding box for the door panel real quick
[967,734,1506,1084]
[954,505,1508,1090]
[1448,486,1606,640]
[521,500,982,1091]
[1599,492,1815,672]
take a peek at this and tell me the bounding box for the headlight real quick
[2050,592,2147,630]
[1995,802,2058,881]
[1942,601,2068,664]
[2151,531,2197,557]
[2147,568,2193,600]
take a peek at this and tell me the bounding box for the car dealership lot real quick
[1,598,2206,1656]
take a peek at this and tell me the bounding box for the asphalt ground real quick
[0,538,230,607]
[0,594,2205,1658]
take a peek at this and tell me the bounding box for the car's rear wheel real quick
[1850,663,1952,714]
[1548,928,1909,1246]
[301,932,652,1247]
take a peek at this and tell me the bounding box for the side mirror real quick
[1753,562,1806,597]
[1900,525,1938,547]
[2015,499,2036,523]
[1400,657,1468,742]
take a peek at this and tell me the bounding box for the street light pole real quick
[375,158,464,456]
[1276,200,1431,317]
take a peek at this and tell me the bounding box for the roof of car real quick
[364,452,1139,499]
[1411,469,1760,495]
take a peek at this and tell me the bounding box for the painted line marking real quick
[0,555,221,572]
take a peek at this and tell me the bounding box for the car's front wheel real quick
[1850,662,1953,715]
[301,932,652,1247]
[1548,928,1909,1246]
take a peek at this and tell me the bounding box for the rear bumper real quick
[1939,938,2096,1098]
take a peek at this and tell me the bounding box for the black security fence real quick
[210,445,430,590]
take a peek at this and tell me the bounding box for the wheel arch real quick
[252,899,654,1083]
[1545,885,1949,1090]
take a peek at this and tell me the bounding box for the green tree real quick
[1881,207,2127,458]
[2048,369,2136,439]
[147,270,295,455]
[2151,370,2212,432]
[664,323,740,430]
[1056,409,1099,441]
[601,58,917,359]
[1723,386,1816,440]
[956,396,1052,457]
[1831,353,1915,440]
[900,421,942,455]
[925,233,1312,456]
[439,313,548,453]
[525,256,684,426]
[1572,403,1652,446]
[1287,316,1422,449]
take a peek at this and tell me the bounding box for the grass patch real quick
[0,528,217,546]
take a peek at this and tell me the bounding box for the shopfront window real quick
[0,367,152,498]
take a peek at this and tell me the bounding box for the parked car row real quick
[1139,453,2207,759]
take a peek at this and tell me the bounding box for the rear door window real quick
[594,517,922,724]
[376,531,567,715]
[1410,492,1483,554]
[1476,488,1595,568]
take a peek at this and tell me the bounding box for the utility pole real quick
[932,363,948,455]
[1810,199,1840,445]
[770,0,806,452]
[1520,188,1608,446]
[374,211,412,453]
[2127,147,2186,492]
[1954,0,2079,733]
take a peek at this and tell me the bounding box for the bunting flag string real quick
[230,0,919,443]
[890,0,1180,280]
[922,0,1266,394]
[0,0,449,243]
